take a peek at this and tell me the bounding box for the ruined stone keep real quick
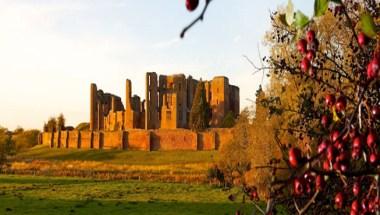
[90,72,240,131]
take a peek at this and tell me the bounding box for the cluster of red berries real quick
[292,171,326,196]
[185,0,199,12]
[346,180,380,214]
[287,90,380,213]
[297,30,319,77]
[358,32,380,80]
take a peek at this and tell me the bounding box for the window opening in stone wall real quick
[166,111,171,120]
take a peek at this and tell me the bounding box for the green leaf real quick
[294,10,309,29]
[314,0,329,17]
[360,13,377,38]
[285,0,294,25]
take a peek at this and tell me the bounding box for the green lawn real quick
[13,145,217,165]
[0,175,254,215]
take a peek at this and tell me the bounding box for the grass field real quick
[7,145,217,183]
[13,145,218,165]
[0,175,255,215]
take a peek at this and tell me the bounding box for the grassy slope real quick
[13,145,217,165]
[0,175,253,215]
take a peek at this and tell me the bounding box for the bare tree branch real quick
[180,0,213,39]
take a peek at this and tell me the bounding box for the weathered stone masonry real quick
[41,129,233,151]
[90,72,240,131]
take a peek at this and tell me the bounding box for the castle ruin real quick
[41,72,239,151]
[90,72,239,131]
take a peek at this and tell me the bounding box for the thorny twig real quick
[294,190,320,215]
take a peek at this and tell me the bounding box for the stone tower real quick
[90,83,97,130]
[145,72,159,129]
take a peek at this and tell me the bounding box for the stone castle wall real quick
[40,128,233,151]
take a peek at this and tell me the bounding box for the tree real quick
[221,111,236,128]
[75,122,90,131]
[189,81,211,131]
[241,1,380,214]
[0,127,8,169]
[57,113,65,131]
[182,0,380,214]
[43,123,48,132]
[218,109,253,186]
[13,126,24,134]
[46,117,57,132]
[12,129,40,152]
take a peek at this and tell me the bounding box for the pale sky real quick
[0,0,312,130]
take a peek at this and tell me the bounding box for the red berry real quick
[289,147,302,168]
[362,198,369,211]
[333,161,341,171]
[340,163,348,172]
[353,137,362,151]
[371,58,379,74]
[369,152,378,165]
[303,171,315,183]
[335,192,345,209]
[323,159,331,171]
[337,151,349,162]
[306,30,315,43]
[249,190,258,201]
[350,210,358,215]
[367,61,377,80]
[306,50,315,61]
[321,115,329,127]
[308,67,316,77]
[334,140,345,152]
[369,198,376,213]
[325,94,336,107]
[318,139,329,154]
[186,0,199,12]
[335,96,347,112]
[351,149,361,160]
[297,39,307,54]
[300,57,310,73]
[327,145,337,161]
[351,199,359,212]
[367,132,377,148]
[293,178,305,196]
[353,181,360,196]
[371,105,380,119]
[315,175,325,191]
[358,32,367,47]
[331,130,340,142]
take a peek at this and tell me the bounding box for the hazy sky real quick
[0,0,312,130]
